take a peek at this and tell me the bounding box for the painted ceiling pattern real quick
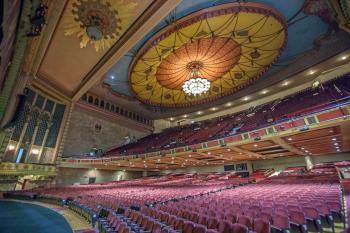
[64,0,137,51]
[129,2,287,107]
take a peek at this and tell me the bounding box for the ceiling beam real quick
[226,146,264,159]
[72,0,182,101]
[271,137,305,156]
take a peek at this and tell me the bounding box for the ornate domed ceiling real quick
[129,2,287,107]
[103,0,350,116]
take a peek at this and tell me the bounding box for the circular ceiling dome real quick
[129,2,288,108]
[156,37,241,90]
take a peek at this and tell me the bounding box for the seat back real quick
[218,220,233,233]
[208,217,219,229]
[184,221,195,233]
[232,223,248,233]
[237,215,253,229]
[289,211,305,225]
[273,214,290,229]
[253,218,270,233]
[193,224,207,233]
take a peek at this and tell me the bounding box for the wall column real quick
[37,121,53,163]
[54,102,75,164]
[304,155,314,170]
[25,111,43,163]
[14,109,32,160]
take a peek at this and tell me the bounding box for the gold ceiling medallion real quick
[129,2,288,108]
[64,0,137,51]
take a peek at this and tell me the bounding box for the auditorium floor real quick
[2,199,97,233]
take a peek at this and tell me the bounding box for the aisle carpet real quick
[0,200,73,233]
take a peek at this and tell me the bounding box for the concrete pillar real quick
[305,155,314,170]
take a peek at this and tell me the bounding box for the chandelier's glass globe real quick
[182,77,211,96]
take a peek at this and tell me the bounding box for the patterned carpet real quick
[0,200,96,233]
[0,200,73,233]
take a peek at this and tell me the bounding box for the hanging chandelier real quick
[182,61,211,96]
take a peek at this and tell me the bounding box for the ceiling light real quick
[253,144,258,147]
[312,80,320,88]
[242,96,250,101]
[169,117,175,121]
[183,114,188,118]
[31,149,39,155]
[7,145,15,150]
[110,75,115,79]
[287,137,292,141]
[143,160,146,163]
[261,90,268,95]
[336,149,341,152]
[281,81,290,86]
[197,111,202,115]
[182,62,210,96]
[341,56,347,60]
[309,70,316,75]
[334,143,339,146]
[301,147,305,150]
[211,107,217,111]
[332,138,337,141]
[207,152,211,155]
[304,150,309,153]
[226,102,233,107]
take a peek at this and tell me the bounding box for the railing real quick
[0,162,57,176]
[60,102,350,165]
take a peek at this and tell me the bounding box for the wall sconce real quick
[31,149,39,155]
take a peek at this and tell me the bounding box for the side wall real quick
[55,167,143,186]
[161,153,350,174]
[252,153,350,171]
[63,106,150,157]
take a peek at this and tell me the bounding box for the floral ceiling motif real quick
[64,0,137,51]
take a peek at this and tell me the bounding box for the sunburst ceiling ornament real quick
[64,0,137,51]
[129,2,288,108]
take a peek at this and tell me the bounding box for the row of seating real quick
[106,74,350,156]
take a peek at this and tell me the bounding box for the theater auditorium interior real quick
[1,0,350,233]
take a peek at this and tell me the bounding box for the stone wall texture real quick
[63,106,150,157]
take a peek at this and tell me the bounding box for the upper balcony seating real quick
[105,75,350,157]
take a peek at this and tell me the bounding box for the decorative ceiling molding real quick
[129,2,288,107]
[72,0,182,101]
[64,0,137,51]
